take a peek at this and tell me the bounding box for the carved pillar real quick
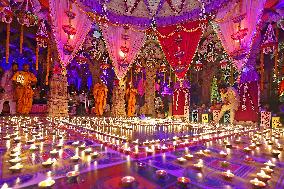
[47,63,69,117]
[141,61,157,116]
[111,79,126,117]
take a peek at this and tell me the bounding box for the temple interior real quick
[0,0,284,188]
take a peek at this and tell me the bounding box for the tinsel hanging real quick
[1,5,13,63]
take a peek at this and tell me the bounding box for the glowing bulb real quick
[119,50,125,58]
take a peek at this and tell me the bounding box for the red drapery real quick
[235,81,259,122]
[156,21,203,79]
[172,88,189,117]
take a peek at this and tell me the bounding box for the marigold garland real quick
[6,23,10,64]
[20,25,24,54]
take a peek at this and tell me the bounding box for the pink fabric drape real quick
[214,0,266,70]
[101,24,146,80]
[49,0,92,66]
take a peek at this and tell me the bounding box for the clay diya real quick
[70,155,80,162]
[9,163,23,172]
[1,183,11,189]
[156,170,167,178]
[90,151,99,158]
[84,148,92,155]
[250,178,266,188]
[221,170,234,180]
[177,177,190,187]
[66,171,80,179]
[177,157,187,164]
[50,149,59,155]
[264,160,276,169]
[42,158,55,167]
[121,176,136,187]
[184,153,194,160]
[256,170,271,182]
[38,178,55,188]
[261,166,274,175]
[219,151,228,158]
[271,150,281,158]
[9,156,22,165]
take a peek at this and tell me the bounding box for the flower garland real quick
[240,82,255,111]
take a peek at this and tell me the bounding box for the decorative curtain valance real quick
[101,24,146,80]
[213,0,266,71]
[156,20,204,79]
[49,0,92,66]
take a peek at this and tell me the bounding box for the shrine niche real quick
[139,37,164,116]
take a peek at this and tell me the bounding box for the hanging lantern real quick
[135,63,143,73]
[120,45,129,54]
[100,63,110,70]
[62,24,76,36]
[17,10,38,27]
[65,10,76,19]
[220,59,228,69]
[194,60,203,71]
[159,63,167,73]
[75,53,88,64]
[0,7,13,23]
[63,43,74,55]
[261,23,277,54]
[36,21,48,48]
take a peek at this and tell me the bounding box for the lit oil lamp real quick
[50,149,59,155]
[72,141,80,146]
[244,147,252,152]
[177,157,187,164]
[3,135,10,140]
[1,183,11,189]
[225,143,232,148]
[137,162,146,169]
[121,176,136,187]
[10,152,20,158]
[268,140,273,145]
[78,143,86,150]
[42,158,55,167]
[146,148,153,155]
[26,139,35,144]
[9,163,23,172]
[161,145,168,152]
[29,144,38,151]
[221,170,234,179]
[177,177,190,186]
[70,155,80,162]
[249,143,256,149]
[193,159,204,170]
[256,170,271,182]
[13,136,21,143]
[90,151,99,158]
[272,150,281,157]
[256,142,262,147]
[261,166,274,175]
[84,148,92,155]
[219,151,228,158]
[184,153,194,160]
[56,143,63,149]
[221,161,230,168]
[66,170,80,179]
[277,144,283,151]
[264,160,276,168]
[38,178,55,188]
[195,150,205,157]
[156,170,167,178]
[250,178,266,188]
[9,156,22,165]
[203,149,211,154]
